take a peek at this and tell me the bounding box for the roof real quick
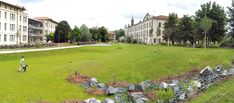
[108,31,116,35]
[0,1,26,11]
[152,15,168,20]
[34,17,58,24]
[29,18,43,24]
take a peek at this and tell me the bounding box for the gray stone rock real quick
[139,80,152,91]
[159,82,168,89]
[200,66,213,76]
[102,98,115,103]
[106,86,118,95]
[229,68,234,75]
[130,92,148,103]
[84,98,101,103]
[222,70,228,76]
[178,92,186,100]
[97,83,106,89]
[91,78,98,83]
[128,84,136,91]
[171,79,179,85]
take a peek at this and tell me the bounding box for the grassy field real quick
[0,43,233,102]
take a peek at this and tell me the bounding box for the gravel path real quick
[0,44,111,54]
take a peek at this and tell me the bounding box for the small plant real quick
[156,88,174,102]
[222,60,231,69]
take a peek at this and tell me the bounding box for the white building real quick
[125,13,167,44]
[0,1,28,45]
[34,17,58,42]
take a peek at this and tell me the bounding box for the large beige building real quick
[0,1,28,45]
[34,17,58,42]
[125,13,167,44]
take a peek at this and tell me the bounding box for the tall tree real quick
[228,0,234,45]
[195,1,227,44]
[68,26,81,43]
[164,13,179,45]
[114,29,125,41]
[80,24,92,42]
[200,16,213,48]
[90,27,99,41]
[98,26,109,42]
[54,20,71,43]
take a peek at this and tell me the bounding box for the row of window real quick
[129,29,164,38]
[0,34,27,42]
[135,38,162,43]
[128,22,162,32]
[0,11,27,23]
[0,22,27,32]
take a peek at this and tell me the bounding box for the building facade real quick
[125,13,167,44]
[28,18,43,43]
[34,17,58,42]
[0,1,28,45]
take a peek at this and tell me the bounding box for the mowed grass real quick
[0,43,233,102]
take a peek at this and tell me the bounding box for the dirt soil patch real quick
[144,91,157,101]
[86,88,106,95]
[67,74,91,84]
[108,81,130,87]
[154,69,200,83]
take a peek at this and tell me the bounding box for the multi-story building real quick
[125,13,167,44]
[0,1,28,45]
[28,18,43,43]
[34,17,58,42]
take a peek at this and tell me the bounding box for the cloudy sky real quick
[5,0,232,30]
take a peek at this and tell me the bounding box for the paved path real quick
[0,44,111,54]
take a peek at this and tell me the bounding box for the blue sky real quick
[6,0,232,30]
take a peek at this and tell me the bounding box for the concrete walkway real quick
[0,44,111,54]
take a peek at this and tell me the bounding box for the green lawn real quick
[0,43,233,102]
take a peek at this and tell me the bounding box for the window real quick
[0,22,1,30]
[4,34,6,42]
[159,22,161,28]
[23,35,26,41]
[0,11,1,18]
[4,23,6,30]
[23,17,27,23]
[19,25,21,31]
[20,16,22,21]
[10,35,15,42]
[4,12,7,19]
[10,24,15,31]
[0,34,1,42]
[23,26,27,32]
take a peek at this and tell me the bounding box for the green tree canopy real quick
[195,1,227,42]
[54,20,71,43]
[163,13,179,45]
[80,24,92,42]
[177,15,194,44]
[228,0,234,44]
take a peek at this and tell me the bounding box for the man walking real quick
[19,56,26,72]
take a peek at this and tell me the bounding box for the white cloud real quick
[3,0,232,30]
